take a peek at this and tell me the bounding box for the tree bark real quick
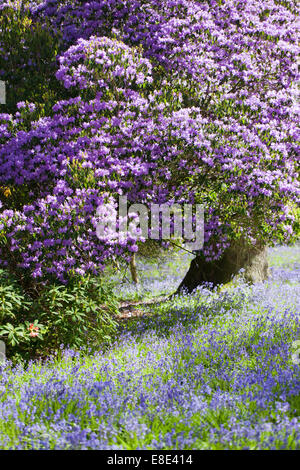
[177,239,269,294]
[129,253,139,284]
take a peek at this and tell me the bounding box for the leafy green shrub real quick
[0,269,119,362]
[0,269,32,347]
[0,4,64,115]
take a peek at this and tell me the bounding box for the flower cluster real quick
[56,36,153,91]
[28,323,39,337]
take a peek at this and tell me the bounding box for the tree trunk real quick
[129,253,139,284]
[177,239,269,294]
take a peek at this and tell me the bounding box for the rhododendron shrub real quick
[0,37,159,283]
[0,0,299,289]
[0,267,119,362]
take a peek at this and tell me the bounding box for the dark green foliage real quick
[0,269,119,362]
[0,5,64,115]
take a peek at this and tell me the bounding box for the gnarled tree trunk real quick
[177,239,269,294]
